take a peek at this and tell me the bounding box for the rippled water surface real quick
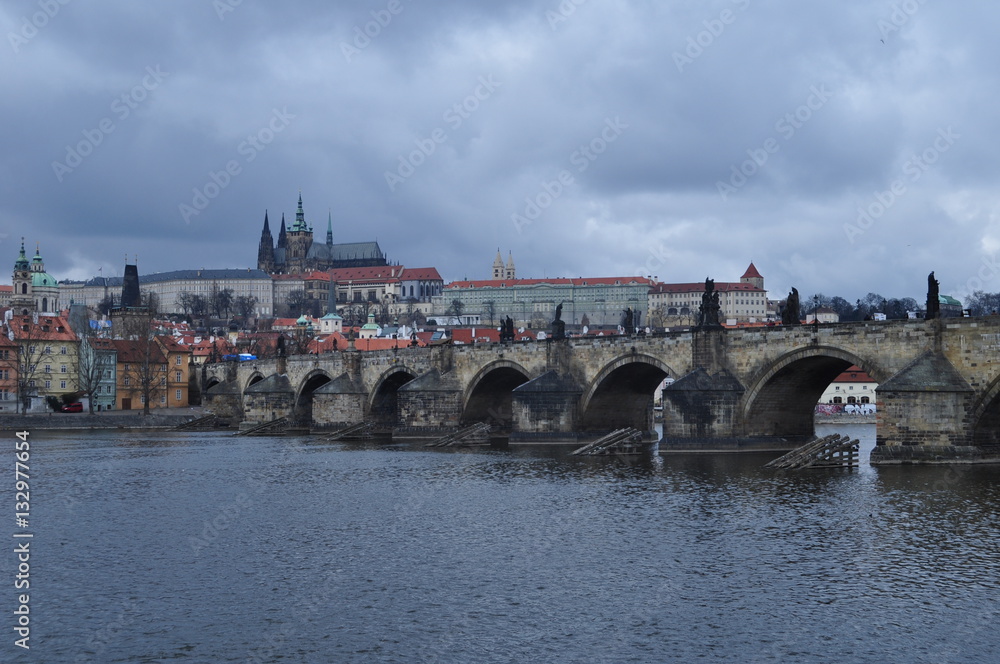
[6,424,1000,662]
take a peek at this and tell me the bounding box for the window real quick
[161,395,167,404]
[60,346,67,355]
[176,356,182,365]
[44,380,51,389]
[832,396,842,404]
[60,365,67,374]
[124,363,130,372]
[140,395,146,404]
[124,377,130,386]
[60,381,67,389]
[176,389,182,401]
[44,346,52,354]
[860,396,870,404]
[175,371,183,382]
[44,364,51,373]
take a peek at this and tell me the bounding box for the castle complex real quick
[256,194,388,274]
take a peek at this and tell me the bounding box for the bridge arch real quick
[204,375,222,391]
[968,372,1000,446]
[244,372,265,393]
[579,354,674,433]
[293,370,334,426]
[741,346,885,438]
[461,360,532,431]
[369,366,418,428]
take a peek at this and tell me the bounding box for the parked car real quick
[61,402,83,413]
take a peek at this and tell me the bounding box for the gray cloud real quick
[1,0,997,302]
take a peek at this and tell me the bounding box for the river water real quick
[5,424,1000,662]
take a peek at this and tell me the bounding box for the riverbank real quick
[814,412,876,424]
[0,406,211,431]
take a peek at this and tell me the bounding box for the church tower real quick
[285,192,314,274]
[20,243,59,314]
[326,210,334,247]
[492,249,504,280]
[256,211,275,273]
[740,262,764,290]
[505,251,516,280]
[11,238,33,315]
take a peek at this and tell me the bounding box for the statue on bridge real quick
[621,307,634,336]
[551,303,566,340]
[782,288,801,325]
[500,316,516,342]
[926,271,940,320]
[698,278,722,328]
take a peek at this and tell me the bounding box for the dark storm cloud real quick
[1,0,998,302]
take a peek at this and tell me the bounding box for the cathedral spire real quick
[293,191,307,231]
[326,210,333,246]
[278,214,288,249]
[257,210,275,272]
[492,249,504,279]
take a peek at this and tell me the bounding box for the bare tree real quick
[234,294,258,321]
[286,289,309,317]
[482,300,497,326]
[77,332,115,415]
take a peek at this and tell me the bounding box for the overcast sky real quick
[2,0,996,303]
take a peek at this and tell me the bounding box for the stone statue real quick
[698,278,722,327]
[926,271,940,320]
[551,302,566,340]
[622,307,634,336]
[276,334,286,357]
[782,288,801,325]
[500,316,515,342]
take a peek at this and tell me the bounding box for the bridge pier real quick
[394,369,464,439]
[509,371,585,443]
[660,368,753,445]
[311,373,367,430]
[871,353,978,464]
[243,374,295,424]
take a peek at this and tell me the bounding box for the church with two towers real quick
[256,194,388,274]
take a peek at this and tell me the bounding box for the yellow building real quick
[155,336,192,408]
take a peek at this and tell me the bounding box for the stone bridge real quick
[202,318,1000,464]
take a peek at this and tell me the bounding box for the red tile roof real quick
[111,339,167,364]
[328,266,403,282]
[741,262,763,279]
[649,282,764,294]
[398,267,443,281]
[832,366,876,383]
[6,314,78,342]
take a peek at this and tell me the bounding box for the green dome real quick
[31,272,57,287]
